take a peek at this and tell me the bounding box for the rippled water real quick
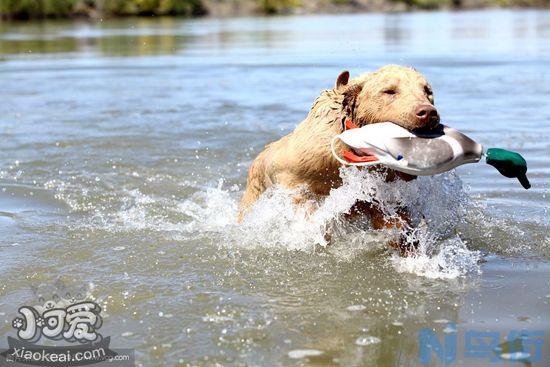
[1,10,549,366]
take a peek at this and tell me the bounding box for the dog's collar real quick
[342,119,360,131]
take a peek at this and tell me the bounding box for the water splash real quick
[59,165,483,278]
[177,167,482,279]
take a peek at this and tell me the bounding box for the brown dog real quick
[238,65,440,252]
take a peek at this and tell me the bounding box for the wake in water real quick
[51,163,488,279]
[179,167,482,279]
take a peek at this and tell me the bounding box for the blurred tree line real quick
[1,0,548,20]
[0,0,207,18]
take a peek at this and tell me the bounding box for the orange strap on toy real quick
[341,119,379,163]
[342,150,379,163]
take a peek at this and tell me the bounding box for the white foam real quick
[72,167,483,279]
[355,336,381,346]
[231,168,481,278]
[288,349,323,359]
[499,352,530,361]
[347,304,367,311]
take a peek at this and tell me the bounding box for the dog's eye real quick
[424,86,433,95]
[383,89,397,95]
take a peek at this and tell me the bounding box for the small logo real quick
[418,323,545,365]
[12,298,102,344]
[1,288,133,367]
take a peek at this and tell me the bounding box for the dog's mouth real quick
[411,123,444,137]
[383,118,442,135]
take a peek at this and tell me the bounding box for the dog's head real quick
[336,65,440,131]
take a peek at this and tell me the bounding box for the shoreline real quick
[2,8,548,28]
[1,0,549,21]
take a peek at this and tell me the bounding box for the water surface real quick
[0,10,549,366]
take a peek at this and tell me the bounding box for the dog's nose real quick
[415,103,440,128]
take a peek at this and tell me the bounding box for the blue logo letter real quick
[419,323,457,365]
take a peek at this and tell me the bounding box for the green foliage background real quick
[0,0,548,19]
[0,0,207,18]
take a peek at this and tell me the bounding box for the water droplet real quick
[355,336,381,346]
[288,349,323,359]
[499,352,530,361]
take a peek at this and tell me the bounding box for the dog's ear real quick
[342,82,363,108]
[335,71,350,91]
[342,82,364,121]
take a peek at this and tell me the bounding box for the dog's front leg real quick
[347,201,417,256]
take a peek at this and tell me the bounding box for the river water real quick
[0,9,549,367]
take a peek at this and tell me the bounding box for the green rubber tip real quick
[486,148,531,189]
